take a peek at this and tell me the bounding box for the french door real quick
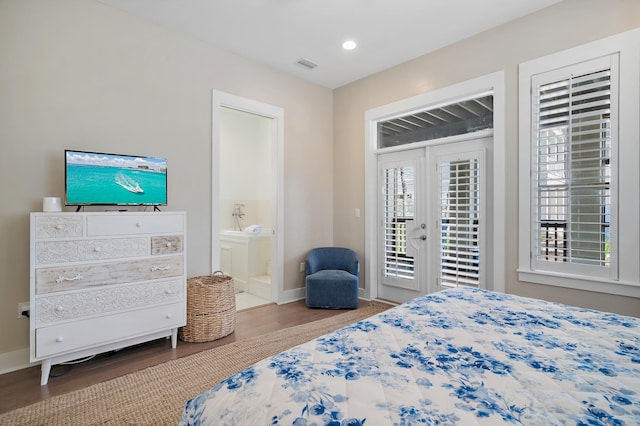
[378,149,427,302]
[377,138,489,303]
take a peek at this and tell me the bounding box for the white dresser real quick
[29,211,187,385]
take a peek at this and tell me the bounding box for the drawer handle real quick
[135,222,142,228]
[165,289,174,295]
[166,242,172,248]
[54,305,64,312]
[165,313,173,319]
[56,273,83,284]
[151,265,171,272]
[93,247,101,253]
[54,224,63,230]
[56,336,64,343]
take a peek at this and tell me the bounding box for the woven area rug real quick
[1,303,390,426]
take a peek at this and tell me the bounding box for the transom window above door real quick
[377,95,493,149]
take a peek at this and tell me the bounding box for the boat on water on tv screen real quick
[65,150,167,206]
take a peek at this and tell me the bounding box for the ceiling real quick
[96,0,563,89]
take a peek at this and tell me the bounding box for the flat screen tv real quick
[65,150,167,206]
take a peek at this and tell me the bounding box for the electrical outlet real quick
[18,302,29,319]
[300,262,305,273]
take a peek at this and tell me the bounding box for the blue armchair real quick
[305,247,359,309]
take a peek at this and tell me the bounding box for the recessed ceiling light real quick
[342,40,357,50]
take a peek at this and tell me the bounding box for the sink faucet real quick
[232,204,245,231]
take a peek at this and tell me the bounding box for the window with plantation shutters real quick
[534,68,612,267]
[530,55,616,278]
[520,30,640,297]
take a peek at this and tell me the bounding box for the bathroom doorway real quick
[211,91,284,310]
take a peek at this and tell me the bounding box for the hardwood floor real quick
[0,300,368,415]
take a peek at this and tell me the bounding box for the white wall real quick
[0,0,333,368]
[333,0,640,316]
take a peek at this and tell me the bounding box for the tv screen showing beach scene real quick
[65,150,167,206]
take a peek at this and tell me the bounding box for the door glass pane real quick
[439,158,480,288]
[383,165,415,279]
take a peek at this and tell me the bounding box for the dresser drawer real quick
[86,213,184,236]
[34,215,83,239]
[151,235,183,255]
[34,238,148,265]
[35,302,185,359]
[35,278,184,325]
[36,256,184,294]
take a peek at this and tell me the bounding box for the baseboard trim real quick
[278,287,305,304]
[278,287,370,305]
[0,348,37,375]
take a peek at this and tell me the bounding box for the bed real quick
[180,287,640,425]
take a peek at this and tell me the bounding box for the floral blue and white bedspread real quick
[180,287,640,425]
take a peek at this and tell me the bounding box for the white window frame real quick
[518,29,640,298]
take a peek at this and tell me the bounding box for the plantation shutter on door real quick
[383,165,415,280]
[438,156,481,288]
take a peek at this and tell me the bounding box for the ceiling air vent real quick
[296,58,318,70]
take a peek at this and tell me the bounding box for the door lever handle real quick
[413,235,427,240]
